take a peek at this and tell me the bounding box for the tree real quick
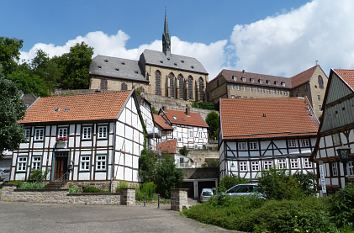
[0,37,23,75]
[179,146,189,156]
[0,75,25,156]
[206,111,219,140]
[138,149,158,183]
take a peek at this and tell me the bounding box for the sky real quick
[2,0,354,79]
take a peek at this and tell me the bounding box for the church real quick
[89,15,208,102]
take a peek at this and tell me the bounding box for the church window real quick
[178,74,184,99]
[187,76,193,100]
[155,70,161,95]
[198,77,205,101]
[121,82,128,91]
[168,73,175,98]
[318,75,324,89]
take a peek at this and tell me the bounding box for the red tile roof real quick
[291,65,317,88]
[333,69,354,91]
[19,91,132,124]
[153,114,173,130]
[163,109,208,128]
[158,139,177,154]
[220,98,319,140]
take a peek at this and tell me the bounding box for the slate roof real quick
[19,91,132,124]
[140,49,208,74]
[220,97,319,140]
[153,114,173,130]
[89,55,148,83]
[163,109,209,128]
[158,139,177,154]
[333,69,354,91]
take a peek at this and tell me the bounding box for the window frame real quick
[80,155,91,172]
[263,160,273,170]
[17,156,28,172]
[239,161,248,171]
[249,141,258,150]
[303,158,312,168]
[238,142,247,151]
[57,127,68,138]
[97,125,108,139]
[95,154,107,171]
[348,161,354,176]
[34,127,45,142]
[290,158,299,169]
[331,162,338,176]
[278,159,287,169]
[288,139,298,148]
[24,127,31,142]
[32,156,42,170]
[251,161,260,171]
[301,139,310,147]
[81,126,93,140]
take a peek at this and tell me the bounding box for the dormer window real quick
[232,75,237,81]
[250,78,255,83]
[266,80,270,85]
[274,81,277,85]
[241,77,246,82]
[258,79,263,84]
[281,82,285,87]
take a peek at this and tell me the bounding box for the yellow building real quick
[89,15,208,102]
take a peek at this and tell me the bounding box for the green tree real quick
[0,37,23,75]
[179,146,189,156]
[59,42,93,89]
[0,75,26,156]
[8,68,49,96]
[138,149,158,183]
[206,111,219,140]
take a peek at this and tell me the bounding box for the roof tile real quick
[158,139,177,154]
[163,109,208,128]
[333,69,354,91]
[153,114,173,130]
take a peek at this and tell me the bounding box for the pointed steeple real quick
[162,10,171,56]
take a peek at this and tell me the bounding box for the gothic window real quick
[121,82,128,91]
[188,76,193,100]
[178,74,184,99]
[155,70,161,95]
[100,79,108,90]
[168,73,175,98]
[318,75,324,89]
[198,77,205,101]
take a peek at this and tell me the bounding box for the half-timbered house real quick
[157,107,208,149]
[312,69,354,190]
[10,91,146,186]
[219,97,319,180]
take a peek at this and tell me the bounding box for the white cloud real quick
[20,30,227,78]
[230,0,354,76]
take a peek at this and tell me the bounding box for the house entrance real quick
[54,152,68,180]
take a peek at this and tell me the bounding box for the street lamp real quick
[337,146,351,184]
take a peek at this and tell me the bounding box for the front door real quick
[54,153,68,180]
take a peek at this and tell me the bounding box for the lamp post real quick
[337,146,350,186]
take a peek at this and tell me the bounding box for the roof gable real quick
[290,65,317,88]
[324,70,353,105]
[161,109,208,128]
[220,98,319,140]
[153,114,173,130]
[19,91,132,124]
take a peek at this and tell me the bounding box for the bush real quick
[191,102,216,110]
[18,182,45,190]
[205,111,219,140]
[68,184,80,194]
[136,182,156,201]
[82,185,106,193]
[6,180,24,187]
[293,172,317,196]
[218,176,247,192]
[329,183,354,228]
[258,169,304,200]
[115,181,129,193]
[28,170,47,182]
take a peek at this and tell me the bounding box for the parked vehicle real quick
[200,188,214,202]
[0,169,10,182]
[225,183,264,198]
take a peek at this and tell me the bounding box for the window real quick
[348,161,354,176]
[278,159,287,169]
[241,77,246,82]
[301,139,310,147]
[249,141,258,150]
[80,156,91,171]
[281,82,285,87]
[239,161,248,171]
[251,161,259,171]
[333,133,341,146]
[288,139,297,148]
[17,157,27,172]
[178,74,184,99]
[238,142,247,151]
[34,128,44,141]
[178,138,182,142]
[187,76,193,100]
[303,158,312,168]
[290,159,299,169]
[24,128,31,141]
[155,70,161,95]
[189,130,194,138]
[198,132,203,138]
[97,125,108,139]
[317,95,321,101]
[82,126,92,140]
[100,79,108,90]
[198,77,205,101]
[96,155,106,171]
[332,163,338,176]
[263,161,273,170]
[168,73,175,98]
[32,156,41,170]
[318,75,324,89]
[58,127,68,137]
[121,82,128,91]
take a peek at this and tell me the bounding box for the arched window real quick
[318,75,324,89]
[187,76,193,100]
[155,70,161,95]
[178,74,184,99]
[100,79,108,90]
[121,82,128,91]
[198,77,205,101]
[168,73,175,98]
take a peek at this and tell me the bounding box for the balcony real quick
[56,136,68,149]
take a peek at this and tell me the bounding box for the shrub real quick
[191,102,216,110]
[258,168,304,200]
[68,184,80,194]
[28,170,47,182]
[82,185,106,193]
[115,181,129,193]
[293,172,317,196]
[205,111,219,140]
[6,180,24,187]
[18,182,45,190]
[136,182,156,201]
[218,176,247,192]
[329,183,354,228]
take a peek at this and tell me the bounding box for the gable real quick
[325,72,353,105]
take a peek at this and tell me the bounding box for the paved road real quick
[0,201,237,233]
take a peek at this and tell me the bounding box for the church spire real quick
[162,11,171,56]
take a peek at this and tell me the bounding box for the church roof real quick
[140,49,208,74]
[89,55,148,83]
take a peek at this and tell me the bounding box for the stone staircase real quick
[45,181,66,190]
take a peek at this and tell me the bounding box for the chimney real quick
[185,105,191,115]
[162,106,167,111]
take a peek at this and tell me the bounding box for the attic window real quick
[98,66,102,69]
[167,57,170,60]
[281,82,285,87]
[258,79,263,84]
[115,68,119,71]
[54,107,60,112]
[160,60,163,63]
[174,63,177,66]
[181,60,184,63]
[274,81,277,85]
[121,62,125,65]
[134,70,139,74]
[266,80,270,84]
[250,78,255,83]
[232,75,237,81]
[241,77,246,82]
[191,65,194,69]
[104,59,108,62]
[64,108,70,112]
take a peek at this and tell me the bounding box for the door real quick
[54,153,68,180]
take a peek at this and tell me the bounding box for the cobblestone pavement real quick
[0,201,240,233]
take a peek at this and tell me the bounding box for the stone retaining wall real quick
[0,185,130,205]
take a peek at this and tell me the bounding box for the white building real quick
[219,97,319,180]
[157,107,208,149]
[312,69,354,191]
[10,91,146,185]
